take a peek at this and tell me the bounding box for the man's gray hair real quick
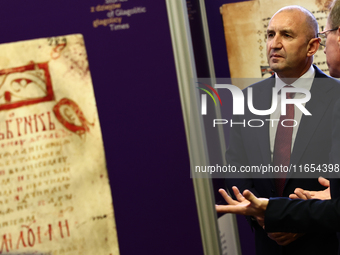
[329,0,340,28]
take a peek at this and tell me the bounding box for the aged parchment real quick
[0,35,119,255]
[221,0,332,88]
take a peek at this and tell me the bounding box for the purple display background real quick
[0,1,203,254]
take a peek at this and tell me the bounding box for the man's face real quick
[266,10,311,78]
[324,20,340,78]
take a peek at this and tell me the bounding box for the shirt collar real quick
[274,65,315,92]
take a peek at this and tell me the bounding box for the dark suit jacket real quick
[264,98,340,255]
[225,65,340,255]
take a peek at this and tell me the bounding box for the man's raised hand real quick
[215,186,268,222]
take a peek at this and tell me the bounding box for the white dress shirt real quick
[269,65,315,160]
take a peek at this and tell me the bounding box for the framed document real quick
[0,34,119,255]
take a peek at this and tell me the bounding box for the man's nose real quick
[270,35,283,49]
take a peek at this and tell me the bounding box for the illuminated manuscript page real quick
[221,0,331,88]
[0,35,119,255]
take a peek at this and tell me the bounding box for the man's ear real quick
[337,27,340,47]
[307,37,320,57]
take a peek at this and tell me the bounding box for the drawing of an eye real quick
[0,62,55,110]
[0,72,47,103]
[11,78,34,92]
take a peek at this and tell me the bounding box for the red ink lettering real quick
[0,234,11,253]
[5,120,13,139]
[16,117,22,136]
[59,220,70,238]
[16,231,27,249]
[27,228,35,247]
[47,111,55,130]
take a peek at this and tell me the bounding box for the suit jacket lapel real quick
[290,67,333,167]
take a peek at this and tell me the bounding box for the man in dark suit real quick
[225,5,340,255]
[216,70,340,253]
